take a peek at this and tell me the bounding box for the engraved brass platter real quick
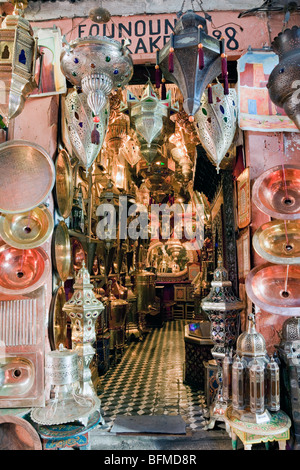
[48,285,69,350]
[52,221,71,282]
[55,149,74,219]
[253,220,300,265]
[0,206,54,249]
[0,140,55,214]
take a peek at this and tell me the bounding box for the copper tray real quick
[55,149,74,220]
[52,221,71,282]
[0,140,55,214]
[48,285,69,350]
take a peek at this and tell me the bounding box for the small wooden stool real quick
[36,410,101,450]
[224,405,291,450]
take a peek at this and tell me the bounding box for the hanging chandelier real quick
[60,34,133,144]
[157,8,229,120]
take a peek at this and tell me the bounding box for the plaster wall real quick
[245,131,300,353]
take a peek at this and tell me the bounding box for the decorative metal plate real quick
[55,149,74,220]
[48,285,69,351]
[52,221,71,282]
[0,140,55,214]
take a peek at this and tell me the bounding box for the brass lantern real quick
[0,3,39,126]
[122,83,178,164]
[62,261,105,406]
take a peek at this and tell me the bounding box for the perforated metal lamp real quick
[157,9,228,120]
[201,260,244,429]
[0,2,39,126]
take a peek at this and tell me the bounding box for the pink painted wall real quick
[245,130,300,353]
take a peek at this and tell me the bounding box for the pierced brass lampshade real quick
[0,206,54,249]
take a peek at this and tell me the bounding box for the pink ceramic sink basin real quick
[0,244,50,295]
[245,262,300,316]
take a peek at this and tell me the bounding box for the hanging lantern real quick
[121,83,178,163]
[119,131,142,167]
[0,4,39,126]
[267,26,300,130]
[104,113,130,155]
[62,261,105,405]
[60,36,133,142]
[157,10,227,119]
[194,82,237,173]
[64,88,109,170]
[201,259,244,429]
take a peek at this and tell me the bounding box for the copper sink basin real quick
[252,165,300,219]
[0,207,54,249]
[253,220,300,264]
[245,263,300,315]
[0,244,50,295]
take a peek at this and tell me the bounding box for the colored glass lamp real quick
[201,259,244,429]
[194,82,237,173]
[0,3,39,126]
[157,10,228,120]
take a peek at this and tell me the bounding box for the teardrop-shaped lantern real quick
[122,83,178,163]
[64,89,109,170]
[194,82,237,172]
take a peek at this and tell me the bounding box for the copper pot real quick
[135,271,156,312]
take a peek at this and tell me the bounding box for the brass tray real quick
[0,140,55,214]
[55,149,74,219]
[48,285,69,350]
[52,221,71,282]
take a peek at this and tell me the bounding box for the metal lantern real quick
[157,10,227,119]
[60,35,133,142]
[231,314,280,423]
[62,261,105,406]
[194,82,237,173]
[0,5,39,126]
[31,345,98,426]
[201,260,244,429]
[64,88,109,170]
[267,26,300,130]
[122,84,178,164]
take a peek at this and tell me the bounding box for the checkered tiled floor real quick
[97,320,207,432]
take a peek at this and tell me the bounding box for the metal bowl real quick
[253,220,300,264]
[0,244,50,295]
[0,207,54,249]
[252,165,300,219]
[0,140,55,214]
[245,262,300,316]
